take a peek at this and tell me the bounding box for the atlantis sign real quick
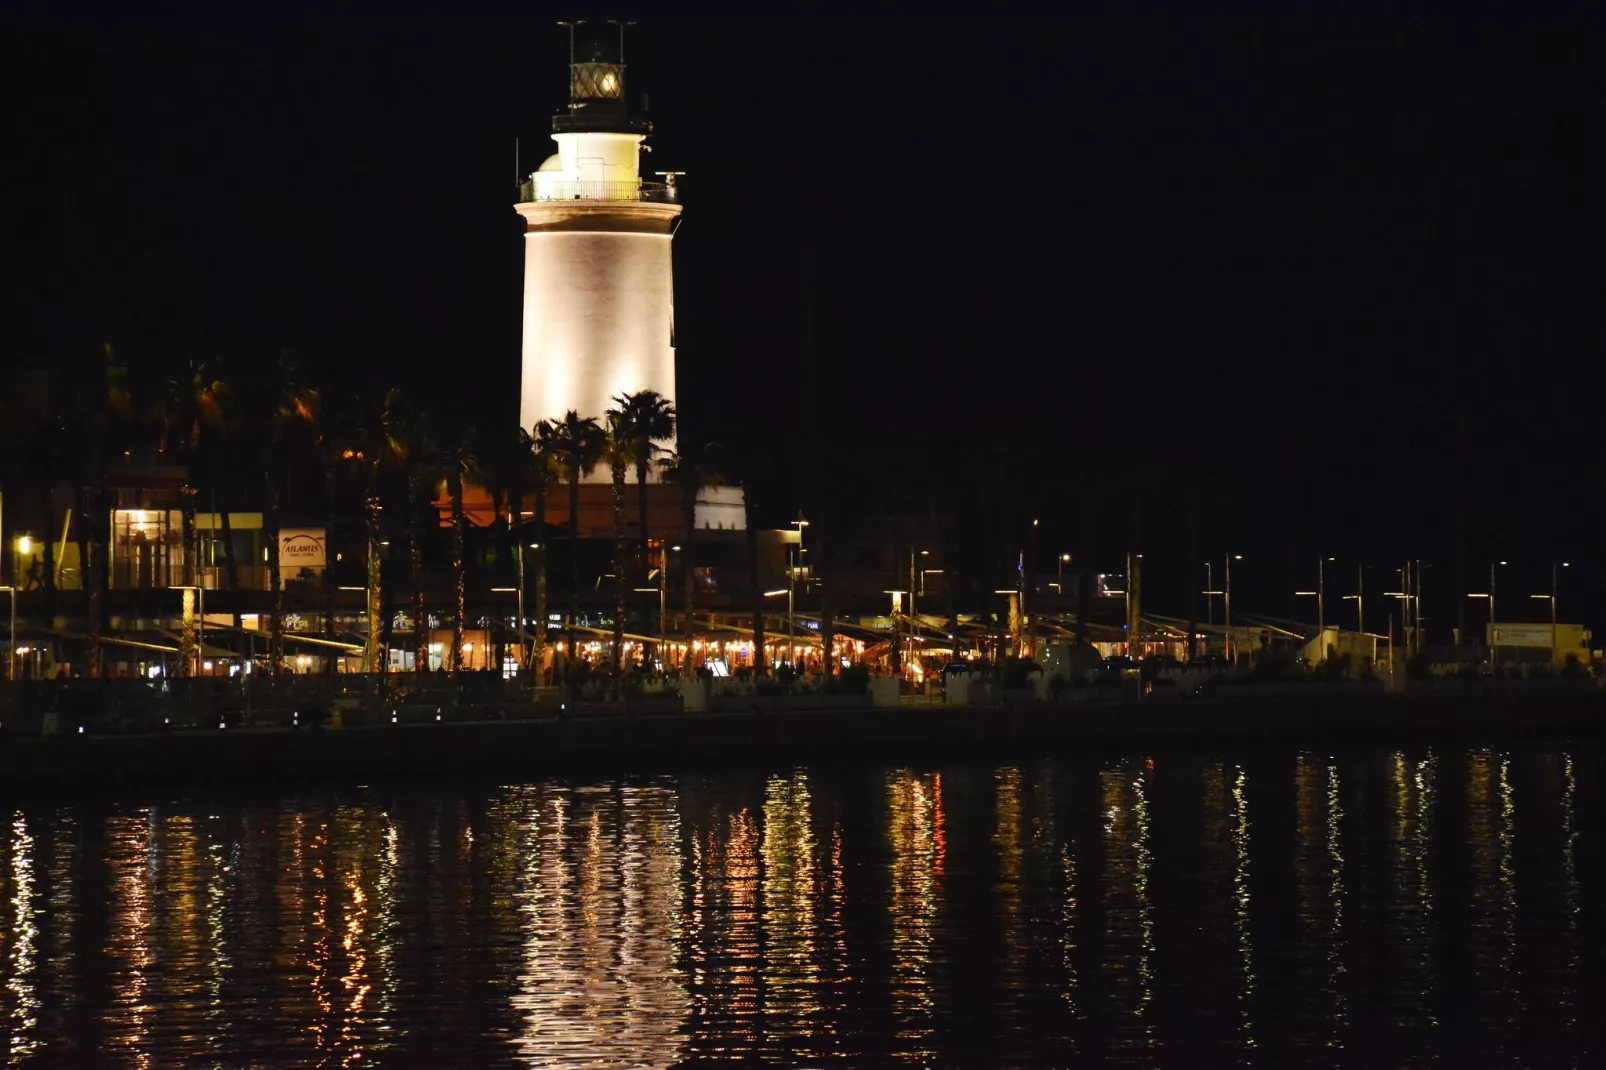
[278,529,327,570]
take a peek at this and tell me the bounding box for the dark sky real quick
[5,10,1603,626]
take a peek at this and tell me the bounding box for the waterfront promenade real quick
[2,678,1601,794]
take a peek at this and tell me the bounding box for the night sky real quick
[5,10,1602,627]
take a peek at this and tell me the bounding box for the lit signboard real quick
[279,529,327,570]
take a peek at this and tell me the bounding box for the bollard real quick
[869,678,900,708]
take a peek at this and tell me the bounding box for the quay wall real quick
[2,691,1602,796]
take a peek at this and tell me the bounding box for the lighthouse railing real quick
[516,180,677,204]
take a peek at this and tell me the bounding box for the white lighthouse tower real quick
[516,22,681,474]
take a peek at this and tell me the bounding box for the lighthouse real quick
[516,22,682,473]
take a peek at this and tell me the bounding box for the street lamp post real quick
[1340,564,1365,649]
[792,513,809,594]
[1532,560,1569,662]
[1385,562,1428,656]
[338,584,371,671]
[1490,560,1505,627]
[1,586,14,682]
[763,586,793,669]
[1399,560,1421,654]
[1397,561,1411,654]
[1318,556,1329,639]
[513,510,526,668]
[907,549,931,669]
[633,569,667,669]
[1354,564,1363,635]
[886,590,908,672]
[1225,554,1242,663]
[1295,556,1336,658]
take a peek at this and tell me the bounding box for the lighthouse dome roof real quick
[537,154,563,173]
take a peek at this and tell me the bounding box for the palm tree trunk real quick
[75,484,100,678]
[179,483,198,676]
[448,466,465,674]
[611,453,628,686]
[42,515,57,622]
[408,477,428,674]
[506,484,523,675]
[89,527,106,679]
[180,587,197,676]
[363,482,384,673]
[323,461,339,676]
[1074,494,1099,647]
[180,484,198,586]
[490,485,508,673]
[533,483,548,685]
[265,472,284,674]
[493,486,512,583]
[746,518,765,675]
[380,536,398,666]
[567,471,580,679]
[681,479,697,659]
[38,487,57,619]
[219,505,242,628]
[816,526,834,678]
[221,507,245,626]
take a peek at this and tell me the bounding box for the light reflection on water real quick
[0,745,1597,1067]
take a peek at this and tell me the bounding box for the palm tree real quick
[658,442,724,656]
[473,426,530,672]
[158,358,227,675]
[746,490,765,677]
[337,390,409,673]
[75,345,134,678]
[603,407,634,685]
[249,351,318,674]
[612,390,676,575]
[390,408,438,675]
[549,411,604,679]
[527,421,562,684]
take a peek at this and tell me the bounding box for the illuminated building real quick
[515,23,682,476]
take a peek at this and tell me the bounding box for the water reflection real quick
[763,772,821,1051]
[1560,753,1579,1033]
[889,769,941,1060]
[1294,756,1346,1051]
[1100,763,1155,1053]
[1230,765,1256,1052]
[6,813,39,1062]
[1466,749,1522,1059]
[507,784,687,1068]
[0,747,1595,1065]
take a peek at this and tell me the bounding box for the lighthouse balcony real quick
[516,179,679,205]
